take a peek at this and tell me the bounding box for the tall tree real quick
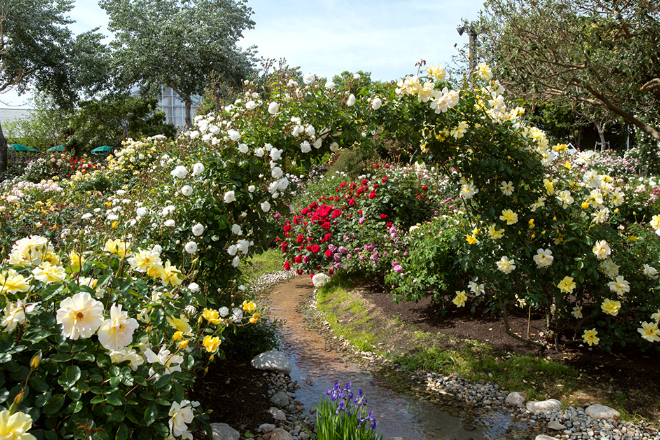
[0,0,110,172]
[478,0,660,142]
[100,0,256,127]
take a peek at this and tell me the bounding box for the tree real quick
[0,0,111,172]
[3,92,67,150]
[478,0,660,142]
[65,94,176,155]
[100,0,256,128]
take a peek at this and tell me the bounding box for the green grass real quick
[313,274,655,423]
[240,249,283,282]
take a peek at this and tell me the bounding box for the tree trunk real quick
[184,97,192,128]
[0,120,7,173]
[595,120,606,151]
[584,84,660,142]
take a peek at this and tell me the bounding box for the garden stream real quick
[267,277,537,440]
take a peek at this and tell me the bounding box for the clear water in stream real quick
[267,277,537,440]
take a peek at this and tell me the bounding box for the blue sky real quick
[2,0,485,106]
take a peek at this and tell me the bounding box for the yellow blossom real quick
[499,209,518,225]
[466,235,478,245]
[582,329,599,346]
[638,321,660,342]
[172,331,184,341]
[601,298,621,316]
[557,276,576,293]
[167,315,192,335]
[203,335,221,353]
[242,301,256,313]
[202,308,221,325]
[179,340,190,349]
[452,291,467,307]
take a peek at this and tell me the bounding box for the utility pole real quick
[457,23,478,88]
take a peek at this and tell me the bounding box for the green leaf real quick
[115,423,129,440]
[144,404,158,426]
[0,389,9,404]
[90,395,105,404]
[106,395,125,406]
[65,365,81,384]
[74,352,95,362]
[68,400,83,413]
[42,394,66,415]
[0,353,11,363]
[29,376,49,393]
[173,383,184,403]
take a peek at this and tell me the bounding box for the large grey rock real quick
[269,406,287,421]
[259,423,276,433]
[270,390,290,407]
[270,428,293,440]
[211,423,240,440]
[536,435,558,440]
[526,399,562,413]
[251,350,292,374]
[585,404,620,419]
[547,420,565,430]
[505,391,526,406]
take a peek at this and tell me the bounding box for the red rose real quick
[295,255,303,263]
[380,214,387,220]
[422,185,428,191]
[281,242,288,252]
[369,192,376,199]
[311,244,320,253]
[284,261,291,270]
[325,249,333,258]
[328,269,334,275]
[297,269,304,275]
[296,234,305,243]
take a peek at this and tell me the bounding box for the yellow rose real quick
[203,335,221,353]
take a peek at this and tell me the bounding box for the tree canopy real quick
[100,0,256,127]
[0,0,110,171]
[478,0,660,142]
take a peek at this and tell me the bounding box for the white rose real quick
[255,148,265,157]
[372,97,382,110]
[192,163,205,176]
[325,81,336,89]
[238,144,249,154]
[300,141,311,153]
[170,166,188,179]
[232,256,240,267]
[347,94,356,106]
[313,138,322,149]
[330,142,339,152]
[303,72,315,84]
[184,242,197,254]
[192,223,204,236]
[227,129,240,141]
[272,167,283,179]
[224,191,235,203]
[270,148,281,161]
[261,201,271,212]
[245,100,257,110]
[231,224,242,235]
[164,219,175,227]
[268,102,279,114]
[188,283,200,293]
[248,185,256,193]
[181,185,193,196]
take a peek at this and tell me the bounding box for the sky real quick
[1,0,485,107]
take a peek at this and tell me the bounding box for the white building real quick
[158,87,202,128]
[0,103,33,137]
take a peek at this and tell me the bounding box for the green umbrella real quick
[91,145,113,154]
[46,145,65,152]
[10,144,40,153]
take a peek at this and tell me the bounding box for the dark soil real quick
[357,279,660,422]
[191,359,276,437]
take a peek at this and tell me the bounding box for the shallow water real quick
[268,277,535,440]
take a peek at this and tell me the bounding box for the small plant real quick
[314,381,382,440]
